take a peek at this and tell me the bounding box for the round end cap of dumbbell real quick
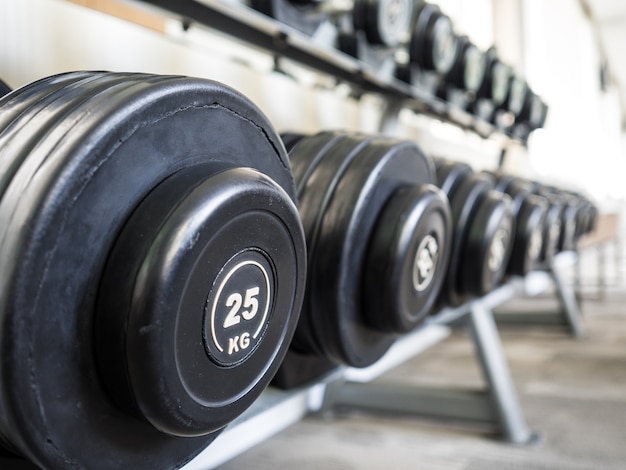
[508,76,529,117]
[490,61,513,106]
[529,95,548,129]
[464,192,515,295]
[356,0,415,47]
[509,194,548,275]
[463,44,487,92]
[410,4,457,74]
[97,165,303,437]
[426,14,458,74]
[364,185,452,333]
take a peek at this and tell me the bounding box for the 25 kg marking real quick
[223,287,259,354]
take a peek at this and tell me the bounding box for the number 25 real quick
[223,287,260,328]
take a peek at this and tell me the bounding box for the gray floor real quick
[219,247,626,469]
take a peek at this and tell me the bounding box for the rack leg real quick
[467,301,537,444]
[325,297,537,445]
[550,259,584,338]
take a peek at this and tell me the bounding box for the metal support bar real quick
[183,385,329,469]
[492,252,584,337]
[493,311,568,326]
[326,292,537,445]
[550,257,584,338]
[335,383,496,426]
[467,301,536,444]
[378,98,405,136]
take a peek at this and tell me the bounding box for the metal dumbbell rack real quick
[182,252,582,469]
[0,2,569,468]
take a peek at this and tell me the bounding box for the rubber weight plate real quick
[0,72,306,469]
[463,187,515,295]
[410,3,459,74]
[353,0,415,47]
[445,36,486,93]
[558,195,579,251]
[477,48,512,107]
[539,196,564,264]
[292,134,450,367]
[363,183,452,333]
[288,133,374,356]
[436,162,480,306]
[492,176,547,276]
[507,194,548,275]
[436,159,473,198]
[436,165,514,304]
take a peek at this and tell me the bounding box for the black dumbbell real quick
[0,72,306,469]
[579,198,598,236]
[472,47,513,123]
[537,185,581,252]
[487,174,548,276]
[438,35,486,105]
[273,131,452,388]
[510,90,549,138]
[410,3,458,75]
[397,2,459,90]
[336,0,415,77]
[353,0,416,48]
[434,159,515,306]
[532,187,565,266]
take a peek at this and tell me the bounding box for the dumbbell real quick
[434,159,515,306]
[472,47,513,123]
[539,186,581,252]
[397,2,459,92]
[577,198,598,236]
[487,174,548,276]
[273,131,452,388]
[0,72,306,469]
[0,79,10,97]
[436,35,486,108]
[336,0,416,76]
[510,90,549,138]
[560,191,597,240]
[500,75,548,137]
[531,187,565,266]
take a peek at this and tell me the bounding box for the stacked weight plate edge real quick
[293,133,447,368]
[282,130,353,356]
[438,163,515,303]
[435,160,473,306]
[494,176,544,276]
[272,131,361,389]
[462,181,515,295]
[0,72,305,470]
[288,132,381,363]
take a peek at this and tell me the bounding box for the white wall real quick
[519,0,624,208]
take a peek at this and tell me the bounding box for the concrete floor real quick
[218,246,626,469]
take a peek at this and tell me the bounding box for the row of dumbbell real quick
[0,73,591,469]
[271,131,597,389]
[243,0,548,135]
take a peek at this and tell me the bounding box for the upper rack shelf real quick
[103,0,547,143]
